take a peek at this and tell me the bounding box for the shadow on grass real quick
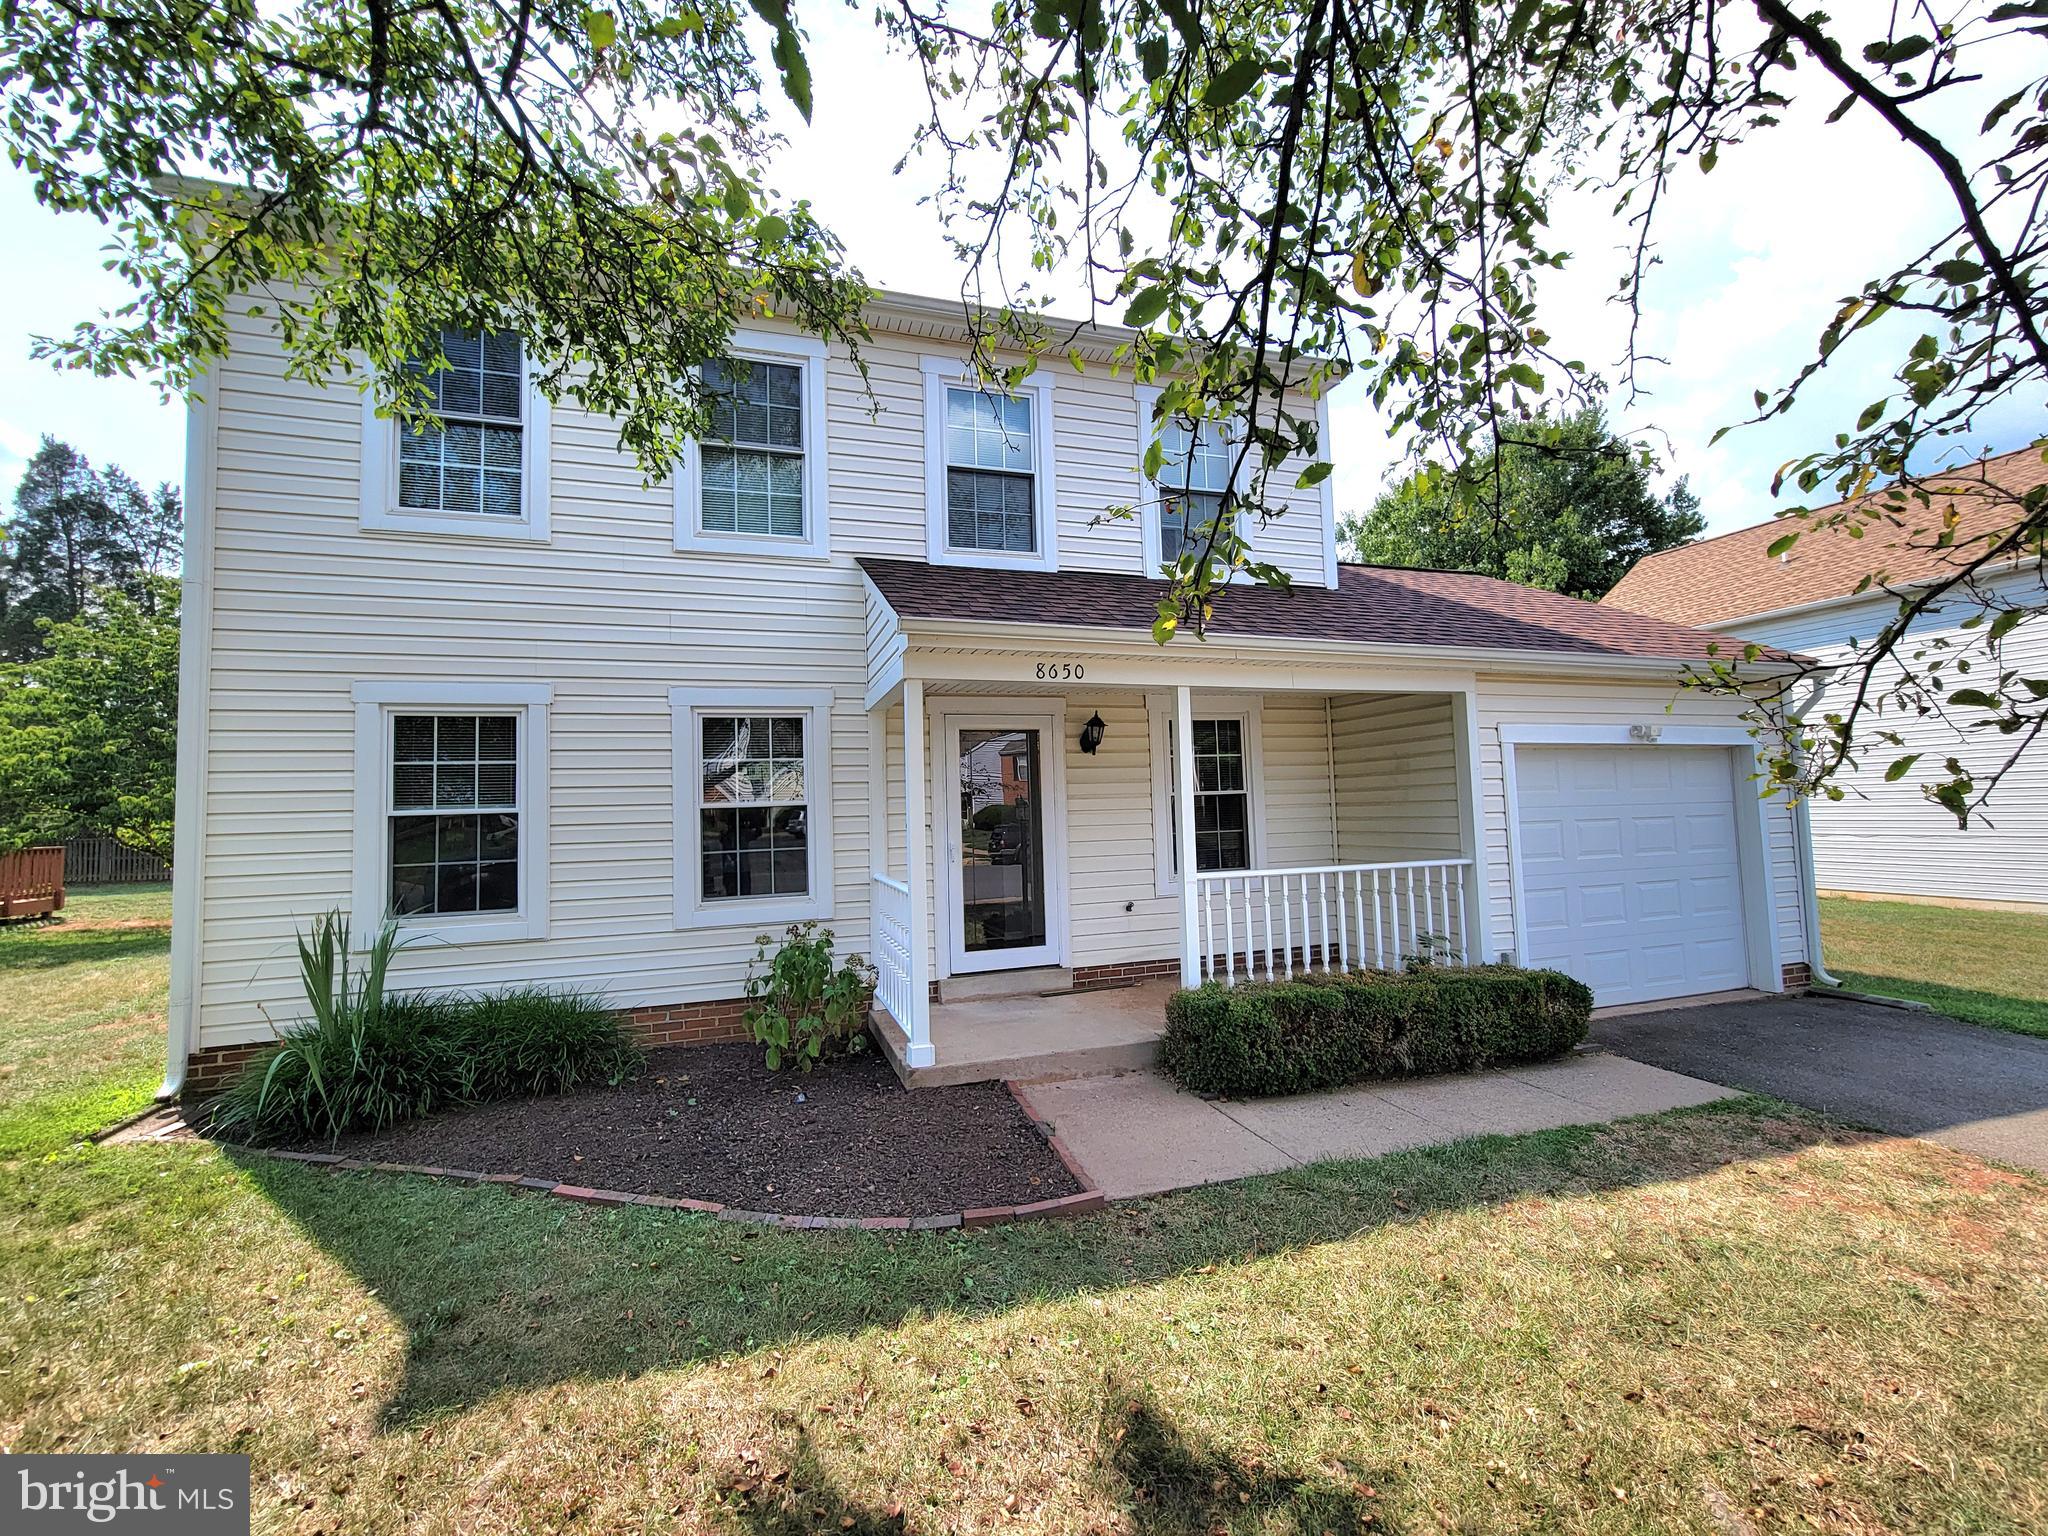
[709,1388,1392,1534]
[231,1095,1853,1430]
[0,924,172,972]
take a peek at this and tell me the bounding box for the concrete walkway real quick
[1594,992,2048,1175]
[1018,1052,1735,1199]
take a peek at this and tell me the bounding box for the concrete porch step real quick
[871,978,1175,1089]
[936,966,1075,1004]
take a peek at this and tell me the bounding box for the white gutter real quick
[160,365,218,1100]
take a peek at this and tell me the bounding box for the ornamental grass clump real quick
[1160,965,1592,1099]
[206,910,641,1145]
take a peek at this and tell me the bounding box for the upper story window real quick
[1156,416,1235,565]
[945,389,1038,553]
[350,681,552,945]
[360,329,552,542]
[922,356,1058,571]
[675,331,830,559]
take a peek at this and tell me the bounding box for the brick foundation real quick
[1780,962,1812,992]
[1071,957,1182,991]
[182,994,757,1100]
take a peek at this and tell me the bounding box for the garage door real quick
[1514,745,1750,1006]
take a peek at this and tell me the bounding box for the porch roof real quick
[858,557,1799,666]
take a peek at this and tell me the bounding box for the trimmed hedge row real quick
[1159,965,1593,1098]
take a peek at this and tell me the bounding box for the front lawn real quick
[3,886,2046,1532]
[1821,896,2048,1039]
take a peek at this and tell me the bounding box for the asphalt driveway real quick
[1592,992,2048,1175]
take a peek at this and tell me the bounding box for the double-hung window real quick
[672,687,835,926]
[1156,416,1235,566]
[361,329,552,540]
[675,332,829,558]
[1148,698,1264,894]
[351,682,552,944]
[1134,385,1238,573]
[923,357,1057,569]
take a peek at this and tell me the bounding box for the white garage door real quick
[1515,745,1750,1006]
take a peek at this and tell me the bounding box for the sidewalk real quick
[1016,1051,1736,1199]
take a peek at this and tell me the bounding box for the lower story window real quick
[389,713,520,915]
[699,714,811,901]
[1192,719,1252,872]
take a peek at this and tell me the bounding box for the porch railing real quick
[1191,858,1474,983]
[870,872,917,1025]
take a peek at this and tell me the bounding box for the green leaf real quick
[1989,607,2024,640]
[1698,144,1717,173]
[583,8,617,47]
[1947,688,1999,709]
[1766,532,1800,557]
[770,23,812,121]
[1122,285,1171,328]
[1295,460,1333,489]
[1933,257,1985,285]
[1884,753,1921,782]
[1855,398,1885,431]
[1139,36,1169,82]
[753,214,790,245]
[1202,58,1265,110]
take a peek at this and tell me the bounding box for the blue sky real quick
[2,13,2037,539]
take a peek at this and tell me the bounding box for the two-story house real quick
[167,291,1820,1096]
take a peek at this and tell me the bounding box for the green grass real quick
[3,882,2047,1532]
[1821,896,2048,1038]
[0,883,170,1156]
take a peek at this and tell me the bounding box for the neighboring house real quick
[1604,446,2048,913]
[167,293,1819,1093]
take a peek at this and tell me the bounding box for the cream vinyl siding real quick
[1473,675,1807,971]
[1331,692,1463,862]
[1737,568,2048,908]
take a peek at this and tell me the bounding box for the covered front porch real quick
[860,633,1495,1083]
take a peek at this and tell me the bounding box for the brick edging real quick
[232,1132,1107,1232]
[1005,1079,1098,1192]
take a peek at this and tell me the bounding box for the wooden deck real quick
[0,846,65,920]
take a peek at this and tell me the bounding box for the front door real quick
[942,710,1064,973]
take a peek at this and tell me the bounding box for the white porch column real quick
[1175,684,1202,986]
[1449,686,1496,966]
[902,679,935,1067]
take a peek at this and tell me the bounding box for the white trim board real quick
[1496,721,1784,1000]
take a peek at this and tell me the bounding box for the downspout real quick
[160,364,218,1100]
[1794,794,1843,988]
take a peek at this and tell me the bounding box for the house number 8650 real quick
[1034,661,1085,680]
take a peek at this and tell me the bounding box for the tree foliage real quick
[1345,407,1704,598]
[887,0,2048,821]
[1,436,181,661]
[1,0,868,475]
[0,575,179,859]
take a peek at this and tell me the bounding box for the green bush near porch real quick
[1161,966,1593,1098]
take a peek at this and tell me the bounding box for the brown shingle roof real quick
[1603,445,2048,626]
[859,557,1784,664]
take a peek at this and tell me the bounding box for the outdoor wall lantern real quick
[1079,712,1107,755]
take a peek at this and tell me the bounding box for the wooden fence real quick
[61,836,171,885]
[0,846,65,919]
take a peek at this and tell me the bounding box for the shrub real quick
[1159,965,1592,1098]
[206,909,642,1144]
[744,921,878,1071]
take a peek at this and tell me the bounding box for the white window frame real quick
[359,337,553,543]
[1145,693,1268,896]
[671,685,837,929]
[672,329,832,560]
[1132,384,1249,578]
[922,354,1059,572]
[350,680,552,945]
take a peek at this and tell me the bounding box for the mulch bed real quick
[274,1043,1084,1217]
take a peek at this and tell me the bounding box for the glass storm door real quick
[950,723,1055,971]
